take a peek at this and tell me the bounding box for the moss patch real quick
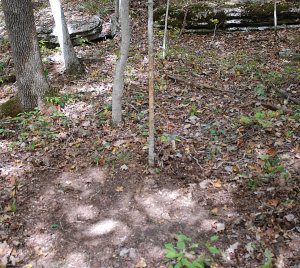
[0,96,22,118]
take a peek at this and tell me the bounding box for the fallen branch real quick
[269,83,300,105]
[261,102,293,114]
[167,74,234,94]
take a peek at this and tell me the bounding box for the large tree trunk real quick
[148,0,155,166]
[1,0,50,112]
[112,0,130,125]
[49,0,84,75]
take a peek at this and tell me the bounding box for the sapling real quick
[209,18,219,49]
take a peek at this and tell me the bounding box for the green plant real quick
[209,18,219,49]
[76,35,89,46]
[258,153,291,180]
[239,110,280,128]
[163,234,220,268]
[291,106,300,120]
[248,178,258,188]
[39,39,49,54]
[0,128,7,135]
[191,105,197,116]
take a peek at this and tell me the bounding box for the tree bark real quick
[148,0,155,166]
[49,0,84,75]
[274,0,278,41]
[115,0,120,22]
[112,0,130,125]
[162,0,169,59]
[1,0,50,112]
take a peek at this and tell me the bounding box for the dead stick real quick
[261,103,293,114]
[167,74,234,94]
[270,83,300,105]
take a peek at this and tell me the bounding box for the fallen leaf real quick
[114,140,127,147]
[10,176,16,186]
[284,214,295,222]
[120,164,128,170]
[11,189,16,198]
[212,179,222,188]
[216,222,225,232]
[115,186,124,192]
[65,165,75,170]
[210,208,218,215]
[4,205,12,213]
[136,258,147,267]
[227,242,239,253]
[245,242,254,254]
[266,199,278,207]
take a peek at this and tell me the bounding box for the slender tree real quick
[148,0,155,166]
[162,0,170,59]
[115,0,120,22]
[1,0,50,112]
[49,0,84,74]
[274,0,278,41]
[112,0,130,125]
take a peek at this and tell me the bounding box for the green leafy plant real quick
[259,154,290,179]
[291,106,300,120]
[76,35,89,46]
[163,234,220,268]
[0,128,7,135]
[38,39,49,54]
[239,110,280,128]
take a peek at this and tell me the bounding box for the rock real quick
[36,15,104,46]
[120,248,130,257]
[129,248,136,258]
[154,2,300,33]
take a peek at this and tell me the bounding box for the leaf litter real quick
[0,1,299,267]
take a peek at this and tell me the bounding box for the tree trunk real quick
[1,0,50,112]
[162,0,169,59]
[274,0,278,41]
[148,0,155,166]
[49,0,84,75]
[115,0,119,22]
[112,0,130,125]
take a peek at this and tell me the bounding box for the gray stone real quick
[154,2,300,33]
[36,15,104,46]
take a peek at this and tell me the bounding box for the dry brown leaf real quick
[210,208,218,215]
[136,258,147,267]
[115,186,124,192]
[266,199,279,207]
[212,179,222,188]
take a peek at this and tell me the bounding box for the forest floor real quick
[0,1,299,267]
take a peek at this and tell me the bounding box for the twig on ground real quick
[261,103,293,114]
[126,102,139,112]
[269,83,300,105]
[189,154,202,169]
[167,74,234,94]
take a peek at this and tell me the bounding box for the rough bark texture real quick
[1,0,50,112]
[115,0,120,22]
[112,0,130,125]
[49,0,84,75]
[148,0,155,166]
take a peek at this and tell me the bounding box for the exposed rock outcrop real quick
[154,2,300,33]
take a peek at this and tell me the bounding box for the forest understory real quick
[0,1,299,267]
